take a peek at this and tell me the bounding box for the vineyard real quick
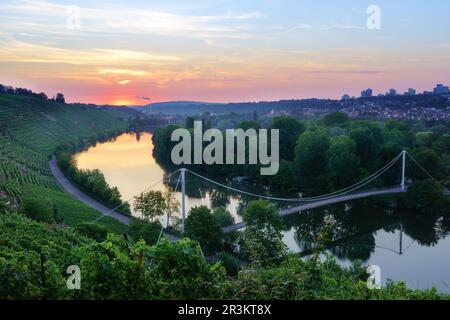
[0,93,130,233]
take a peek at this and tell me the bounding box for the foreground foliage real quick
[0,213,448,300]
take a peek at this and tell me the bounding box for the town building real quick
[387,89,397,96]
[434,84,450,94]
[361,88,373,98]
[406,88,416,96]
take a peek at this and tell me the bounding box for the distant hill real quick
[94,105,144,120]
[131,99,338,115]
[130,94,450,116]
[131,101,226,115]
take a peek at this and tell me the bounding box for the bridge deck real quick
[223,186,405,233]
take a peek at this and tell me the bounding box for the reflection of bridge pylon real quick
[376,224,415,256]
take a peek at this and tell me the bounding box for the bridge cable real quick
[185,152,403,203]
[406,152,449,193]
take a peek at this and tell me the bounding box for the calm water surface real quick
[75,132,450,293]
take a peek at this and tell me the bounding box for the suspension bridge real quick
[81,150,449,234]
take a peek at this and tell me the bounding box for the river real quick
[74,132,450,293]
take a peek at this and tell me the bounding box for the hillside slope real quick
[0,94,128,232]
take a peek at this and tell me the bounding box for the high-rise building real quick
[387,89,397,96]
[434,84,450,94]
[406,88,416,96]
[361,88,373,98]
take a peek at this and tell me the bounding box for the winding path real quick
[49,156,132,225]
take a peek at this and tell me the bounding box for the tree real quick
[87,169,109,199]
[294,129,330,193]
[242,200,284,230]
[270,116,306,161]
[416,132,435,148]
[216,119,234,130]
[327,136,360,188]
[128,219,162,245]
[410,148,441,179]
[212,207,238,253]
[430,124,448,136]
[163,188,180,228]
[266,160,295,192]
[329,126,347,137]
[322,112,349,127]
[213,207,235,228]
[133,191,165,221]
[432,135,450,155]
[405,179,445,215]
[55,93,65,103]
[239,120,261,131]
[239,200,286,264]
[152,125,182,164]
[185,206,224,255]
[349,127,377,169]
[109,186,124,208]
[383,120,415,149]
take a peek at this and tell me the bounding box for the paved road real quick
[49,156,132,225]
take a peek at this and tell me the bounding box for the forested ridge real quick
[153,113,450,204]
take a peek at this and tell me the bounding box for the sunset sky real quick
[0,0,449,105]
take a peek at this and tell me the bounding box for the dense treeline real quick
[0,84,65,102]
[152,113,450,213]
[56,145,131,215]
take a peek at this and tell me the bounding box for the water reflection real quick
[74,132,450,292]
[75,132,243,223]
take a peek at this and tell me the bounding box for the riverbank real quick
[50,154,182,242]
[49,156,133,225]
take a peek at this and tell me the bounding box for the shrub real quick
[185,206,224,255]
[239,200,287,264]
[19,196,54,223]
[128,219,162,246]
[146,239,227,299]
[216,251,240,276]
[75,222,109,242]
[213,207,235,227]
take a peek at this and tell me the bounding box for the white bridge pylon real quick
[176,150,448,233]
[90,150,448,232]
